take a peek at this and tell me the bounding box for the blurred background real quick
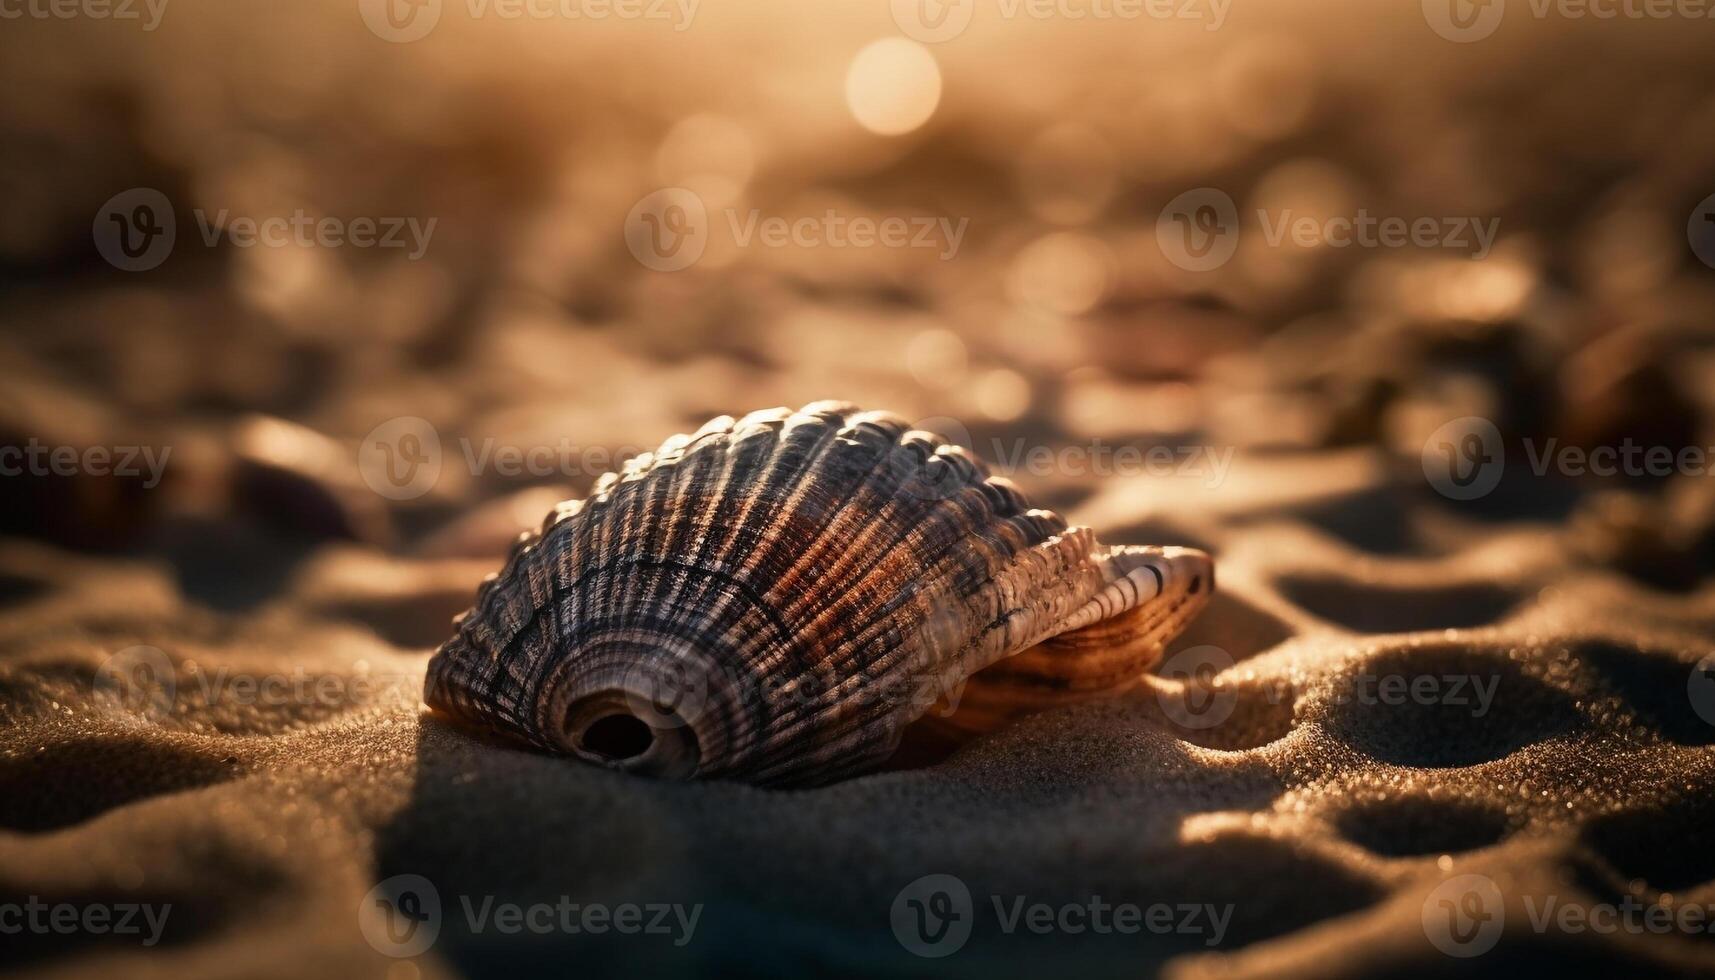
[2,0,1715,585]
[6,4,1715,977]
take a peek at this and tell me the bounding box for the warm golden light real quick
[844,38,943,136]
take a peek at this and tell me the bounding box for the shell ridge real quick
[633,413,794,767]
[674,414,786,592]
[583,408,842,769]
[619,442,707,643]
[773,432,991,630]
[648,417,738,615]
[755,414,912,611]
[667,408,851,673]
[760,477,1032,739]
[946,528,1104,674]
[490,550,802,737]
[757,465,972,697]
[712,421,1002,751]
[776,445,1041,676]
[727,420,977,744]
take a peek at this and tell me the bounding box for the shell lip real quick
[540,635,735,781]
[561,692,702,779]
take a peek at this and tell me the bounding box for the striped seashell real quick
[424,401,1212,786]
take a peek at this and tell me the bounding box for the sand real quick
[3,447,1714,977]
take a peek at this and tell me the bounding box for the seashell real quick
[425,402,1213,786]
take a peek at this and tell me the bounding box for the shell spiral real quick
[425,402,1212,786]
